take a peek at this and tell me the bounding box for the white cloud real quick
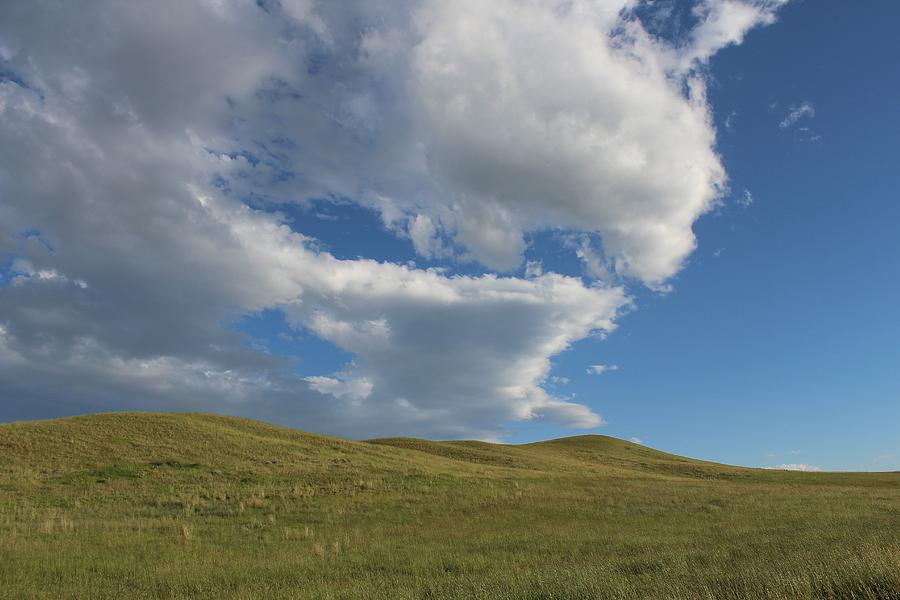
[211,0,785,287]
[779,101,816,129]
[681,0,789,69]
[738,189,754,207]
[280,254,627,436]
[724,110,738,131]
[406,0,728,284]
[407,214,450,260]
[768,464,822,472]
[0,134,628,438]
[587,364,619,375]
[629,436,644,445]
[0,54,628,437]
[0,0,789,438]
[305,374,374,401]
[524,261,544,279]
[574,237,616,285]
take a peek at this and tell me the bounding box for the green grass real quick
[1,412,898,599]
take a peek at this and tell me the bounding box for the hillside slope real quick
[1,413,899,599]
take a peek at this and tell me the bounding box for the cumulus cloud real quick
[0,0,788,438]
[768,464,822,472]
[0,25,626,438]
[0,86,625,437]
[286,262,625,435]
[407,0,726,283]
[213,0,786,286]
[779,101,816,129]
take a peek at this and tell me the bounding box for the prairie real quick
[1,412,898,599]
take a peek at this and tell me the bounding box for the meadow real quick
[1,412,898,599]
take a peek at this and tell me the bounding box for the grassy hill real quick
[1,413,898,599]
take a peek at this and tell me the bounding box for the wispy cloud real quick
[724,110,738,131]
[779,101,815,129]
[587,364,619,376]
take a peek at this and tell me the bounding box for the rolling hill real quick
[1,412,898,599]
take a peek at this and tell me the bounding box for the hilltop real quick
[1,413,898,599]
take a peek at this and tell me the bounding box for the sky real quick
[0,0,897,472]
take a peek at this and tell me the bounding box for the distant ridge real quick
[1,411,738,478]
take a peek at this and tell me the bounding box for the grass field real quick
[1,412,898,599]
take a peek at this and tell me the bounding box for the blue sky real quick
[0,0,897,471]
[514,1,900,470]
